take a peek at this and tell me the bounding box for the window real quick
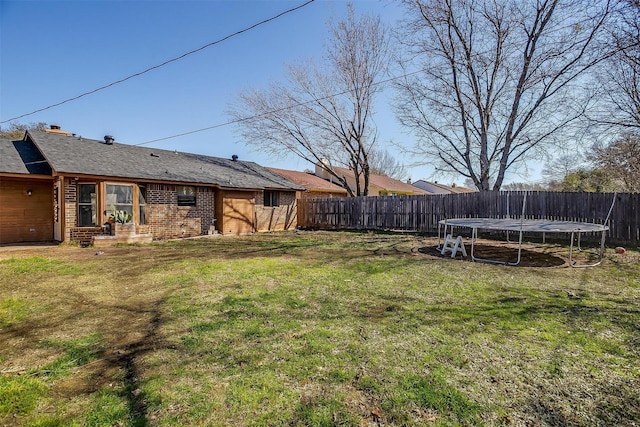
[138,185,146,225]
[177,186,196,206]
[78,183,97,226]
[106,184,134,220]
[264,190,279,207]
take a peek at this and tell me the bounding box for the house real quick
[314,163,430,196]
[267,168,349,199]
[0,127,303,245]
[412,179,475,194]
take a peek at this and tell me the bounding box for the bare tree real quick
[541,153,584,184]
[589,132,640,192]
[599,0,640,129]
[368,148,409,181]
[502,182,547,191]
[394,0,617,191]
[229,5,389,196]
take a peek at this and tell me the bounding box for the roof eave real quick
[0,172,54,180]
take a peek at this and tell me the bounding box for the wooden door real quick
[221,191,255,235]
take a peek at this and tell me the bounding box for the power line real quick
[0,0,316,124]
[133,68,427,147]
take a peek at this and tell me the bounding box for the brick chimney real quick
[44,124,71,136]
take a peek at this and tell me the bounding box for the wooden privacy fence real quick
[298,191,640,246]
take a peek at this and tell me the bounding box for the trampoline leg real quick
[569,232,576,266]
[577,232,582,252]
[437,223,450,251]
[471,228,478,261]
[570,231,606,268]
[513,230,523,266]
[470,227,522,266]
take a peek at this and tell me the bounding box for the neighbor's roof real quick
[26,130,303,191]
[267,167,348,194]
[413,179,475,194]
[0,138,52,176]
[368,173,430,195]
[330,165,430,194]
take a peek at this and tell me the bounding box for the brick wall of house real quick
[143,184,216,240]
[64,178,76,242]
[64,178,102,245]
[64,181,217,244]
[70,227,102,244]
[255,190,297,232]
[63,181,297,243]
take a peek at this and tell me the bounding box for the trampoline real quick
[437,194,615,267]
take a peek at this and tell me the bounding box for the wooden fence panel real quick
[298,191,639,246]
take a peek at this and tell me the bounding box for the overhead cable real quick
[0,0,316,124]
[133,68,427,147]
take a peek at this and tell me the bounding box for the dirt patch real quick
[0,242,60,255]
[415,238,604,267]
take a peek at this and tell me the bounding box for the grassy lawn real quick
[0,231,638,426]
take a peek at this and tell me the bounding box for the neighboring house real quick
[0,127,303,245]
[314,163,430,196]
[412,179,475,194]
[267,168,349,199]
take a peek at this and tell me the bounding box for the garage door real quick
[221,191,255,235]
[0,178,53,243]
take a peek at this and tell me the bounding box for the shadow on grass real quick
[357,287,640,425]
[154,231,415,261]
[524,379,640,427]
[0,290,177,426]
[417,244,568,267]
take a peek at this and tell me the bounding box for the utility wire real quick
[1,0,316,124]
[133,67,427,147]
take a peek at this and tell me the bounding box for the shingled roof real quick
[327,165,430,195]
[26,130,302,191]
[267,167,349,194]
[412,179,475,194]
[0,138,52,175]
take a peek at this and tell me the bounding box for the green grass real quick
[0,298,31,328]
[0,256,80,275]
[0,231,638,426]
[0,375,46,416]
[36,333,105,379]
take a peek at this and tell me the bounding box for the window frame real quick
[264,190,279,207]
[177,185,197,207]
[138,185,147,225]
[106,183,135,220]
[77,182,97,227]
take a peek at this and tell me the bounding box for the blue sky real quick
[0,0,534,185]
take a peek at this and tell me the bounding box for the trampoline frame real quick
[437,194,615,267]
